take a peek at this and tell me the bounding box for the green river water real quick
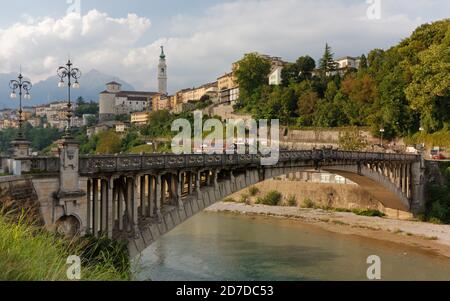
[135,212,450,281]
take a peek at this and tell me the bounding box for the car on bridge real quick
[430,147,447,160]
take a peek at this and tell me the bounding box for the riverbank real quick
[205,202,450,258]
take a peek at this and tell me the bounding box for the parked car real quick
[430,147,446,160]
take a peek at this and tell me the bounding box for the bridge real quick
[7,138,424,257]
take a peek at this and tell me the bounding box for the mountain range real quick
[0,69,135,109]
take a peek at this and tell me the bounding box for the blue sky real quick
[0,0,448,93]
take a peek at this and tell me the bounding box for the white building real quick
[269,66,283,85]
[99,81,158,122]
[336,56,360,69]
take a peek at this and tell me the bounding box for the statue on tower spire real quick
[160,45,166,59]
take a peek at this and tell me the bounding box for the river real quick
[134,212,450,281]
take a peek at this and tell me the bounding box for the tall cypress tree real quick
[319,43,337,74]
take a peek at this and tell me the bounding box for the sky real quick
[0,0,448,93]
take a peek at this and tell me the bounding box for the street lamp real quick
[379,128,385,148]
[57,60,81,137]
[9,72,32,139]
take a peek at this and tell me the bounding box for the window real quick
[335,176,346,184]
[320,174,331,183]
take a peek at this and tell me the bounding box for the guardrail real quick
[78,150,420,174]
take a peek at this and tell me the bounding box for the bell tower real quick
[158,46,167,95]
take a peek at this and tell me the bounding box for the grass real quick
[223,198,235,203]
[301,198,315,209]
[127,144,154,154]
[255,191,283,206]
[248,187,260,197]
[0,210,130,281]
[239,194,250,204]
[286,195,297,207]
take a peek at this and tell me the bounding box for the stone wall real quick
[0,176,42,223]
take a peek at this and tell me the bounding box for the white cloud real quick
[0,0,448,94]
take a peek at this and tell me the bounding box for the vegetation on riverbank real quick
[0,209,130,281]
[421,163,450,224]
[234,187,386,218]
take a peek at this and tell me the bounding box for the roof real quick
[336,56,358,61]
[100,90,114,94]
[217,72,233,80]
[106,81,122,86]
[117,91,159,97]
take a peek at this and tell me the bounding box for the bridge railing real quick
[78,150,419,174]
[28,157,60,173]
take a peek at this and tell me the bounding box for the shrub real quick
[353,209,386,217]
[223,198,236,203]
[239,194,250,204]
[248,187,260,197]
[429,217,443,225]
[286,195,297,207]
[256,191,283,206]
[301,198,315,209]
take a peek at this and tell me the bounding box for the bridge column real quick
[118,178,125,231]
[133,175,139,235]
[101,179,108,235]
[403,164,408,198]
[107,178,114,239]
[213,170,219,189]
[411,158,425,214]
[139,175,145,217]
[171,173,178,206]
[155,174,163,222]
[148,175,155,217]
[126,177,133,232]
[196,170,201,199]
[187,171,194,194]
[177,172,184,209]
[86,178,92,235]
[406,164,411,199]
[93,179,99,237]
[230,170,235,192]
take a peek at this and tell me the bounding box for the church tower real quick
[158,46,167,95]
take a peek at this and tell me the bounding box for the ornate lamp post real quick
[9,72,32,157]
[379,128,385,148]
[57,60,81,137]
[9,73,32,139]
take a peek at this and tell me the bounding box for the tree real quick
[75,97,99,117]
[406,35,450,132]
[281,55,316,85]
[235,53,272,107]
[96,130,121,154]
[359,54,368,70]
[297,89,319,126]
[319,43,338,75]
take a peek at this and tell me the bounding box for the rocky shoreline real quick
[205,202,450,258]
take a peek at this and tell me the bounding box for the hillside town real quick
[0,46,362,138]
